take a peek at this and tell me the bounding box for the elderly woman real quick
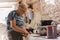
[7,2,29,40]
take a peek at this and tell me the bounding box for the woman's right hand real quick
[23,30,29,36]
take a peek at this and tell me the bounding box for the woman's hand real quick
[23,30,29,37]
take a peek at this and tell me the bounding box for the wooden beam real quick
[0,6,12,8]
[0,0,19,2]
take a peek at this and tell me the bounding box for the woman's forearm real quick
[12,25,25,34]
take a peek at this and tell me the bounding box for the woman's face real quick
[18,6,27,15]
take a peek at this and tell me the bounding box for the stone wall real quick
[19,0,60,28]
[24,0,60,20]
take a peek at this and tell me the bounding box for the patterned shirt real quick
[7,10,25,31]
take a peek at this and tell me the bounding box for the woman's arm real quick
[10,19,29,35]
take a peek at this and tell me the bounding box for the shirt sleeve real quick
[8,11,15,21]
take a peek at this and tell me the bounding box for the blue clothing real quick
[28,10,34,19]
[7,10,24,30]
